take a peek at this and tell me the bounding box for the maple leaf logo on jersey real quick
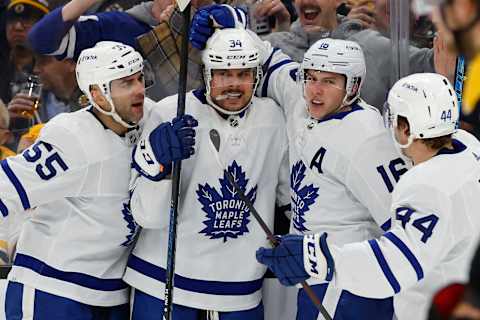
[120,200,139,247]
[197,161,257,242]
[291,161,319,232]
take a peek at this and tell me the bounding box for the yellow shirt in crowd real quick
[463,54,480,116]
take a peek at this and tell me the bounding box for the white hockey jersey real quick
[257,38,409,273]
[125,89,290,311]
[326,130,480,320]
[0,100,154,306]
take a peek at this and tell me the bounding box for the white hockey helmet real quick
[202,28,262,115]
[76,41,145,128]
[384,73,458,149]
[300,38,366,106]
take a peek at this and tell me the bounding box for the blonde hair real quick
[0,99,9,129]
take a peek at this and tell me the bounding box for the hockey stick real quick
[163,3,191,320]
[454,55,465,119]
[209,129,333,320]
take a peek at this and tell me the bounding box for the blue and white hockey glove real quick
[132,114,198,181]
[189,4,247,50]
[256,233,335,286]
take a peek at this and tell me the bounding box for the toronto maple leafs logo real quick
[197,161,257,242]
[120,200,139,247]
[291,161,319,232]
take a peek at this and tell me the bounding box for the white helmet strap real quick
[390,123,415,150]
[90,85,137,129]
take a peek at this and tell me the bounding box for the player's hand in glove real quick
[256,233,335,286]
[189,4,247,50]
[150,114,198,165]
[133,114,198,181]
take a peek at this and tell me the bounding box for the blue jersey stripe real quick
[0,199,8,217]
[380,219,392,232]
[1,160,30,210]
[263,48,279,71]
[384,232,424,281]
[14,254,128,291]
[128,254,263,296]
[262,59,294,97]
[5,282,24,319]
[368,239,401,294]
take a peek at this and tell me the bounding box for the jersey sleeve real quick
[129,102,176,229]
[0,215,9,264]
[129,171,172,230]
[345,130,409,230]
[249,31,301,118]
[27,7,151,60]
[330,183,452,299]
[0,122,88,217]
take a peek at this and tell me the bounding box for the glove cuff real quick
[303,233,335,281]
[132,140,171,181]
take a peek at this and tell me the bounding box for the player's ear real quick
[397,116,411,136]
[90,85,110,110]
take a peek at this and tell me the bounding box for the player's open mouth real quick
[311,99,324,106]
[131,102,143,113]
[225,92,242,99]
[216,91,243,101]
[301,7,320,21]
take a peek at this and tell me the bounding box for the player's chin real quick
[308,102,327,120]
[130,104,144,122]
[219,99,248,112]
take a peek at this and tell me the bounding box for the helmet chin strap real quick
[92,95,138,129]
[390,125,415,158]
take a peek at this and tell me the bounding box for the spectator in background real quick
[0,0,50,104]
[260,0,371,61]
[372,0,436,48]
[0,99,15,266]
[425,0,480,139]
[452,245,480,320]
[412,3,480,318]
[27,0,292,101]
[0,100,15,160]
[241,0,292,32]
[259,0,455,109]
[7,54,86,150]
[16,123,43,153]
[27,0,207,100]
[428,245,480,320]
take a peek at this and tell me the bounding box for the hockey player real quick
[256,72,480,320]
[126,28,290,320]
[0,41,196,319]
[189,7,410,319]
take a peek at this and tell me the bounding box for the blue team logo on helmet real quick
[197,161,257,242]
[291,161,319,232]
[120,198,139,247]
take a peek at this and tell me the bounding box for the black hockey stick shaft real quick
[209,129,332,320]
[163,4,191,320]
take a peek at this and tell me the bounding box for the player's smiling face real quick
[110,72,145,124]
[294,0,338,32]
[303,70,346,120]
[209,68,256,112]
